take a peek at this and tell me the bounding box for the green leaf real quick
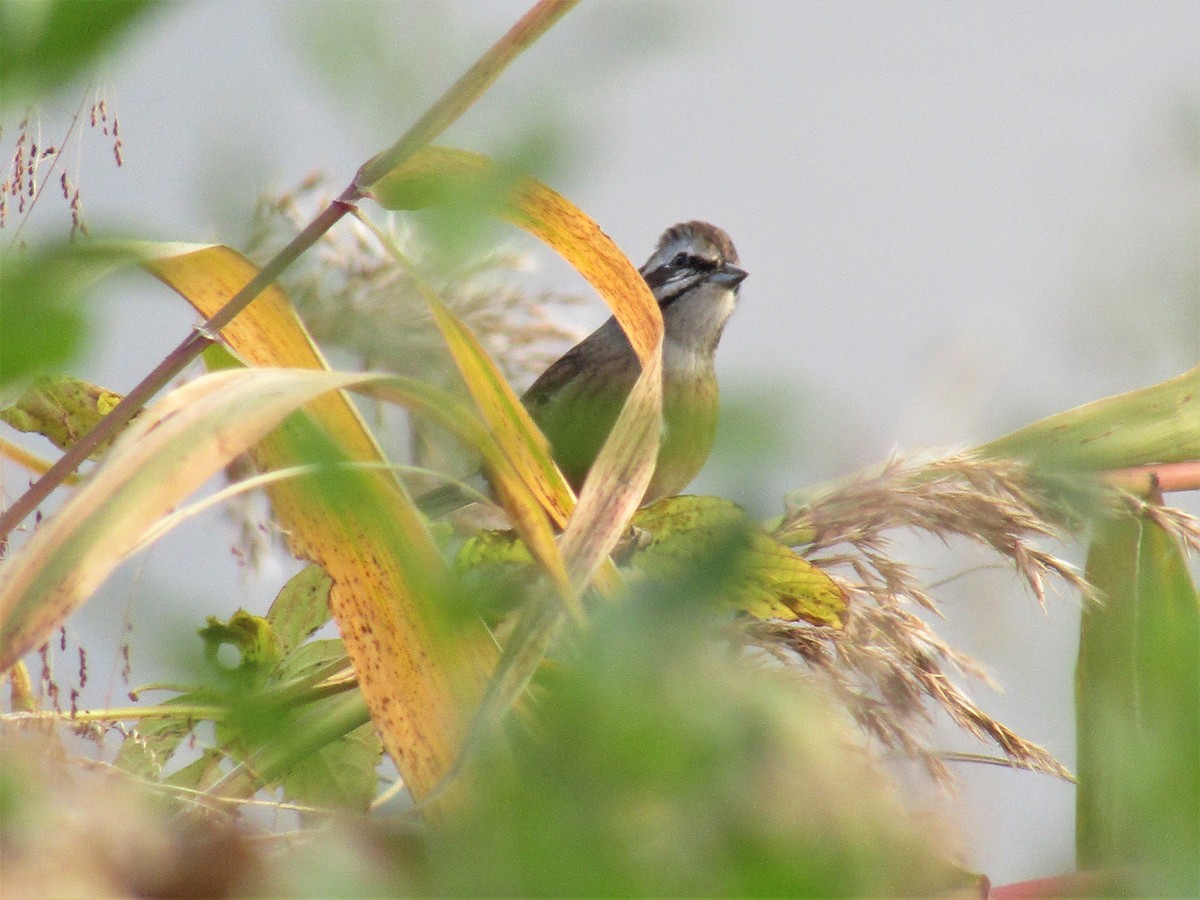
[199,609,283,677]
[113,697,203,780]
[981,364,1200,470]
[280,718,382,815]
[631,496,846,627]
[266,564,333,656]
[0,247,87,386]
[1077,509,1200,893]
[0,0,159,103]
[164,749,225,792]
[0,375,124,457]
[455,497,848,628]
[430,571,957,896]
[276,638,347,683]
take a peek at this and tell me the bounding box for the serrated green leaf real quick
[276,638,348,683]
[267,564,333,656]
[164,749,226,792]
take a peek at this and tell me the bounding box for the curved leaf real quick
[981,363,1200,470]
[0,368,369,672]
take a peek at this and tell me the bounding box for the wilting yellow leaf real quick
[420,291,574,610]
[144,244,382,462]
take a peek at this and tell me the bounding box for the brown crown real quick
[657,220,739,264]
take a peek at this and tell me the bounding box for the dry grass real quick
[753,454,1113,781]
[2,92,122,242]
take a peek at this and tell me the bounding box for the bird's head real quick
[640,221,746,354]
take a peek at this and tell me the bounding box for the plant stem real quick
[0,193,356,546]
[3,703,225,724]
[354,0,581,189]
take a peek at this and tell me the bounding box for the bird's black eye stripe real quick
[670,251,718,271]
[643,251,722,290]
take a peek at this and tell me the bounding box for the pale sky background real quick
[4,0,1199,885]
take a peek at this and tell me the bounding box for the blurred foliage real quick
[0,245,91,387]
[430,542,962,896]
[113,581,382,815]
[0,0,158,106]
[456,494,847,627]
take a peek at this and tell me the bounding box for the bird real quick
[420,220,746,516]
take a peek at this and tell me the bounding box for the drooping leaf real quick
[420,289,573,602]
[370,146,664,593]
[0,368,381,673]
[144,243,497,801]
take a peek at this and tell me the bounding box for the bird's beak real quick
[712,263,748,287]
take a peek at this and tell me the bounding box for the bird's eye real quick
[671,251,689,267]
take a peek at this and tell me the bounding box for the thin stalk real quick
[355,0,580,189]
[3,703,225,724]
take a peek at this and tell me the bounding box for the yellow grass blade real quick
[394,270,575,612]
[142,244,497,800]
[143,243,384,462]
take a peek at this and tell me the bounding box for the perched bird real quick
[421,220,746,515]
